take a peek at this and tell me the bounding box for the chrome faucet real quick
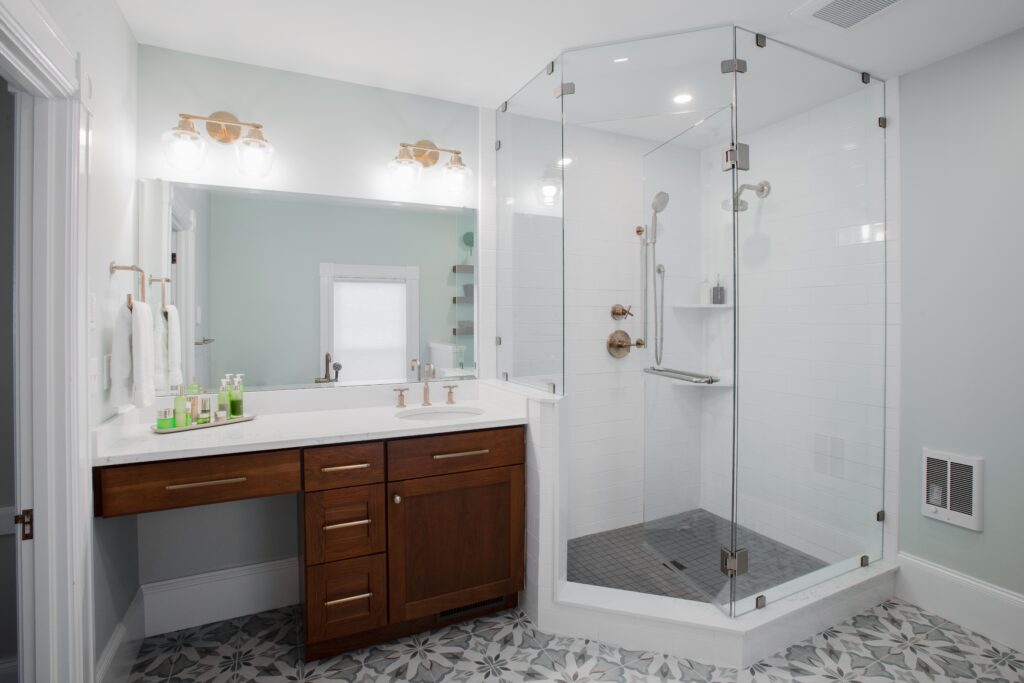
[421,363,436,406]
[315,352,334,383]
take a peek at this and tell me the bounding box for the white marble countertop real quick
[94,398,528,467]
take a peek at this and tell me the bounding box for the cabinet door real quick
[388,465,524,622]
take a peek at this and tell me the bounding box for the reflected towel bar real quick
[644,366,719,384]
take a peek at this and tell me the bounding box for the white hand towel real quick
[165,304,183,388]
[153,307,169,392]
[131,301,156,407]
[110,305,133,408]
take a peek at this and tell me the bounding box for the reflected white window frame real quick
[319,263,420,384]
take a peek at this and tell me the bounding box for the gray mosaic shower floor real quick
[567,508,827,604]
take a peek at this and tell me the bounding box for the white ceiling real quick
[116,0,1024,108]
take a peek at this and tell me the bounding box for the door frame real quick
[0,2,88,682]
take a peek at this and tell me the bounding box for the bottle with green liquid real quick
[173,385,191,427]
[229,379,244,418]
[217,379,230,417]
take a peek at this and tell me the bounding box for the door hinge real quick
[860,554,870,567]
[722,142,750,171]
[495,336,502,346]
[500,101,508,113]
[720,547,748,576]
[876,510,886,522]
[501,371,509,381]
[495,140,502,152]
[861,72,871,84]
[721,58,748,74]
[877,116,887,129]
[14,509,33,541]
[755,33,767,48]
[546,61,555,75]
[555,82,575,98]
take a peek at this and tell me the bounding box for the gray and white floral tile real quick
[129,598,1023,682]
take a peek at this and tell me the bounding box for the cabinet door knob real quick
[393,494,402,504]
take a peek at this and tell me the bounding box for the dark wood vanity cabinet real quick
[302,425,525,660]
[93,425,526,662]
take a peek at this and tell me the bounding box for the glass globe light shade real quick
[235,127,276,177]
[441,152,473,194]
[388,146,422,189]
[161,118,207,172]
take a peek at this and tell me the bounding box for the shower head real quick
[723,181,770,212]
[651,191,670,214]
[648,191,670,244]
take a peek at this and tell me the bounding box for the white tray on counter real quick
[151,414,255,434]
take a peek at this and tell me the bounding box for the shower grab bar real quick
[644,366,719,384]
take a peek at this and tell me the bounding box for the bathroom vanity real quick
[93,402,526,661]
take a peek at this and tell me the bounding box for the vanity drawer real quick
[305,484,386,565]
[386,426,525,481]
[94,450,301,517]
[306,554,388,643]
[304,442,385,491]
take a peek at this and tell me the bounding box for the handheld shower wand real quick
[641,192,670,365]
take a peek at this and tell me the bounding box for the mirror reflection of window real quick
[332,280,408,384]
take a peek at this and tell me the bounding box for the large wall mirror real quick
[138,180,477,393]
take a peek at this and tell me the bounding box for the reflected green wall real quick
[207,192,474,387]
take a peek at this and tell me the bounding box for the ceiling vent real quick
[792,0,904,31]
[921,448,983,532]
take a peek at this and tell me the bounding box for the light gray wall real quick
[137,496,298,583]
[92,517,139,658]
[206,192,474,387]
[0,78,17,663]
[900,28,1024,594]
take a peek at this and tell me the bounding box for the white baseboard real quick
[0,657,18,683]
[95,589,144,683]
[896,552,1024,653]
[141,557,300,637]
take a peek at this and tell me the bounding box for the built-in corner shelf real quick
[673,304,733,310]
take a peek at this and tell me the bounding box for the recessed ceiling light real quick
[613,57,629,63]
[673,93,693,104]
[557,157,573,167]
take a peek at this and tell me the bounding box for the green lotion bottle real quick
[229,380,244,418]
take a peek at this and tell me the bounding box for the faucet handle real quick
[443,384,458,404]
[393,387,409,408]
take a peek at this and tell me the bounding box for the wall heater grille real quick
[922,448,983,531]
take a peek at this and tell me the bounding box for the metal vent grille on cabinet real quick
[792,0,903,30]
[921,448,983,531]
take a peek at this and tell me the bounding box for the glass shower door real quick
[731,28,887,614]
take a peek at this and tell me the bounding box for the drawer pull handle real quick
[323,519,371,531]
[321,463,370,473]
[164,476,247,491]
[325,592,372,607]
[432,449,490,461]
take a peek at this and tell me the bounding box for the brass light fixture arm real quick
[179,113,263,130]
[400,141,461,155]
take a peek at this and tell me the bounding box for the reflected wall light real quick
[162,111,275,177]
[387,139,471,194]
[536,165,562,207]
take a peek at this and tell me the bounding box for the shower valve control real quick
[610,304,634,320]
[607,330,643,358]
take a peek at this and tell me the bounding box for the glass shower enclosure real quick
[497,26,886,616]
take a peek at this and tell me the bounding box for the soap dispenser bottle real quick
[229,379,244,419]
[217,379,230,417]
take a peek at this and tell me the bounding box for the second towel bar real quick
[644,366,720,384]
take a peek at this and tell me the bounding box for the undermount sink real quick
[395,405,485,421]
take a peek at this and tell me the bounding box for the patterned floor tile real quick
[129,600,1024,683]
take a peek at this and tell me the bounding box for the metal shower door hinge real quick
[495,140,502,151]
[722,143,750,171]
[555,82,575,98]
[877,116,887,129]
[720,547,748,576]
[547,61,555,75]
[14,509,33,541]
[876,510,886,522]
[860,555,870,567]
[755,33,767,48]
[721,58,747,74]
[755,595,767,609]
[495,336,502,346]
[501,371,509,381]
[500,101,508,113]
[861,72,871,84]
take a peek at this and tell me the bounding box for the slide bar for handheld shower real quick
[644,366,720,384]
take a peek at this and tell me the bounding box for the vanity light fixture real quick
[162,111,275,177]
[388,140,472,194]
